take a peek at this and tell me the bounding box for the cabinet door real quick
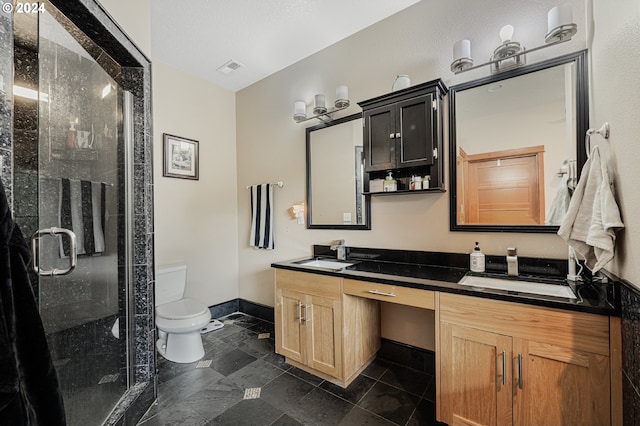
[440,322,513,426]
[513,339,610,426]
[305,295,342,378]
[364,104,396,172]
[275,288,305,364]
[397,93,435,168]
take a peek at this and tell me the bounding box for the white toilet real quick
[155,264,211,363]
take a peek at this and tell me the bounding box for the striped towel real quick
[59,178,106,257]
[249,184,274,249]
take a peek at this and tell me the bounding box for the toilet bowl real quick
[155,265,211,363]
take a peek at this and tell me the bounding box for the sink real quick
[295,259,355,271]
[458,275,576,299]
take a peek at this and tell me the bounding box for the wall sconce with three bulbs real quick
[451,3,577,75]
[293,85,350,123]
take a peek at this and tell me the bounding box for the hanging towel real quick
[545,174,571,225]
[249,184,274,249]
[557,146,624,273]
[59,178,106,257]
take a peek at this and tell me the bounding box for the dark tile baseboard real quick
[239,299,275,322]
[377,338,435,375]
[209,299,275,323]
[208,299,240,319]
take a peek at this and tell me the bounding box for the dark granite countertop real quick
[271,246,619,316]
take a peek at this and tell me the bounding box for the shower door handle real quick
[31,227,77,276]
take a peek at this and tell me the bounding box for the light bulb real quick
[499,25,514,43]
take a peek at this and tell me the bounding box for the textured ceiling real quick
[150,0,421,92]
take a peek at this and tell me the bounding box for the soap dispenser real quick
[470,242,485,272]
[383,171,397,192]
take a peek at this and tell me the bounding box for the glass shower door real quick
[30,4,129,425]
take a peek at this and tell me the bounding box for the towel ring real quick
[585,122,610,158]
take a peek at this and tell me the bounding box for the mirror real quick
[306,113,370,230]
[449,50,588,233]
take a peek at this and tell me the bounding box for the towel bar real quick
[246,181,284,189]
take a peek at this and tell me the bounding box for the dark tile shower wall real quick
[0,5,13,204]
[1,0,156,424]
[620,282,640,425]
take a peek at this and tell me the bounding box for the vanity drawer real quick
[343,279,435,310]
[275,269,342,299]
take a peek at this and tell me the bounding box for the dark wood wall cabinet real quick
[358,79,447,194]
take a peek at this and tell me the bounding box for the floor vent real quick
[196,360,212,369]
[243,387,261,400]
[258,333,270,339]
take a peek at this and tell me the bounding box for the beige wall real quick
[236,0,588,310]
[589,0,640,286]
[97,0,151,55]
[152,61,238,305]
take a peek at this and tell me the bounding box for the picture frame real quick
[163,133,199,180]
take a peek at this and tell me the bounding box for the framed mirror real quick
[306,113,371,230]
[449,50,588,233]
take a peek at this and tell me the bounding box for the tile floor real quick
[139,313,443,426]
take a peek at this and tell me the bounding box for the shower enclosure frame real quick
[0,0,155,424]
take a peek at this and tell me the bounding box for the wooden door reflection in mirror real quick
[449,50,588,233]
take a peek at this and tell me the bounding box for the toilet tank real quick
[155,264,187,306]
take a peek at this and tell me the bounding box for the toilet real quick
[155,264,211,363]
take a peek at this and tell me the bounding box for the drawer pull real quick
[368,289,396,297]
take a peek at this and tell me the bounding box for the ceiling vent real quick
[217,59,244,75]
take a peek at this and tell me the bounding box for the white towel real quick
[557,146,624,273]
[545,174,571,225]
[249,184,274,249]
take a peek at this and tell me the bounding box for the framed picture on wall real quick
[163,133,199,180]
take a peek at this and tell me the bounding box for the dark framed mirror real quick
[449,50,589,233]
[306,113,371,230]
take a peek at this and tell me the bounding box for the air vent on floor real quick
[217,59,244,74]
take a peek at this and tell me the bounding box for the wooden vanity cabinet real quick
[358,79,447,191]
[438,293,614,426]
[274,269,380,387]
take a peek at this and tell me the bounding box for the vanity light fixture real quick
[451,3,577,75]
[293,85,350,123]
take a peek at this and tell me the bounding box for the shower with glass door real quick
[3,0,155,424]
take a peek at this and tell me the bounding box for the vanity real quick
[287,49,622,424]
[271,246,621,425]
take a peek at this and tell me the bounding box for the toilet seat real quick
[156,298,208,320]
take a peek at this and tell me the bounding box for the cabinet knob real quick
[395,132,401,139]
[389,133,395,139]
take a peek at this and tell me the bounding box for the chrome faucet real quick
[330,239,346,260]
[507,247,518,276]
